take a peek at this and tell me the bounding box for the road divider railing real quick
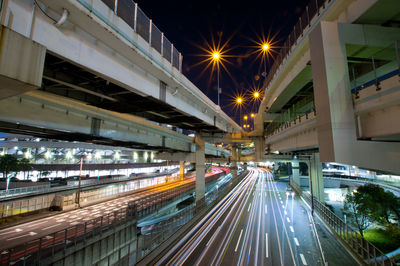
[134,171,236,261]
[290,181,395,266]
[136,170,249,265]
[0,170,227,265]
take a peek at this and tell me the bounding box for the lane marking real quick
[23,221,47,228]
[248,203,252,212]
[284,210,287,215]
[265,233,269,258]
[280,200,283,204]
[42,223,61,230]
[300,253,308,265]
[0,228,22,236]
[290,226,294,233]
[282,205,285,209]
[235,229,243,252]
[7,232,36,241]
[287,217,290,223]
[265,205,268,214]
[294,237,300,246]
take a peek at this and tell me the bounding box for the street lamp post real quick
[212,52,221,107]
[236,97,243,126]
[77,156,84,208]
[262,43,270,78]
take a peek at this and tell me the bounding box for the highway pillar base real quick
[195,135,205,203]
[231,145,238,179]
[309,153,325,203]
[291,161,300,187]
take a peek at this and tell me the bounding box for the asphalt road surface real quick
[161,168,358,266]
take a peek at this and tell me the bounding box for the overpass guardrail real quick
[350,40,400,97]
[100,0,182,72]
[265,0,331,88]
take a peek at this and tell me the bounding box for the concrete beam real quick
[0,91,193,152]
[155,152,195,162]
[0,26,45,100]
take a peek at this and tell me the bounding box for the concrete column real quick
[195,135,205,203]
[179,161,185,180]
[291,160,300,187]
[309,21,400,172]
[231,146,238,179]
[254,136,264,162]
[309,153,325,203]
[273,162,279,180]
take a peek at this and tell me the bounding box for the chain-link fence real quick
[136,6,150,43]
[116,0,135,29]
[290,181,395,266]
[163,36,172,63]
[151,23,162,54]
[100,0,182,72]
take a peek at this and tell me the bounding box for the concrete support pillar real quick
[231,146,238,179]
[309,153,325,203]
[273,162,279,180]
[254,137,264,162]
[195,135,205,203]
[291,160,300,187]
[179,161,185,180]
[309,21,400,172]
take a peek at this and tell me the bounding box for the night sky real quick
[136,0,309,125]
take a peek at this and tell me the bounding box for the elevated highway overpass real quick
[0,0,243,202]
[254,0,400,175]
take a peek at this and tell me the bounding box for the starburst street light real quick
[213,52,220,60]
[251,113,255,118]
[244,115,248,120]
[210,51,222,106]
[261,42,270,77]
[253,91,260,99]
[235,96,245,127]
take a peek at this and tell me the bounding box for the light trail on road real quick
[159,168,329,266]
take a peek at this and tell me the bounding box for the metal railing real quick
[350,40,400,98]
[290,181,395,266]
[265,105,316,137]
[135,170,245,262]
[0,171,227,265]
[265,0,331,88]
[100,0,182,72]
[0,168,180,200]
[0,184,51,198]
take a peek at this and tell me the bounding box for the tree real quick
[0,155,19,191]
[18,158,33,180]
[343,191,372,237]
[357,184,400,226]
